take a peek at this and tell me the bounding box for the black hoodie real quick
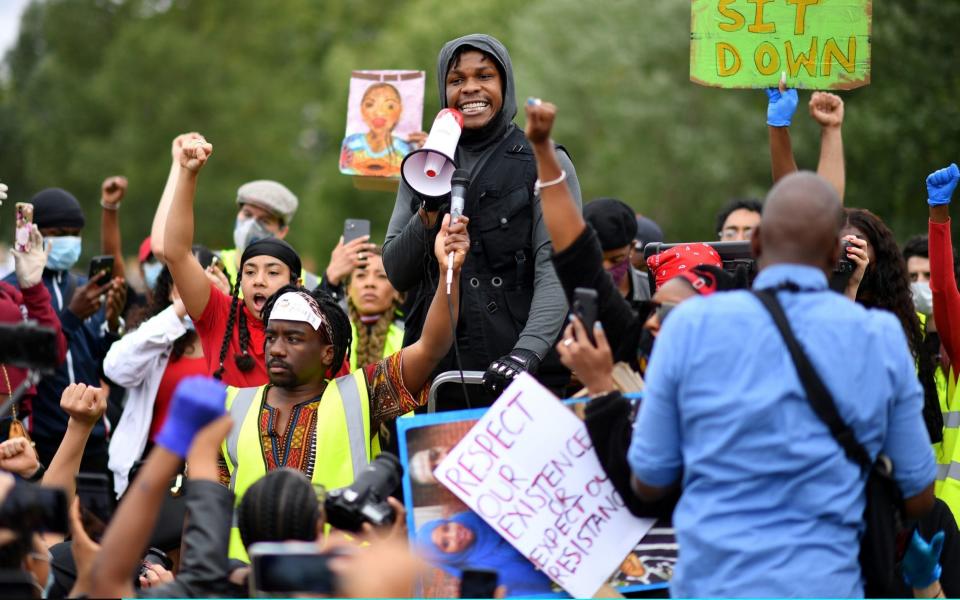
[383,34,582,365]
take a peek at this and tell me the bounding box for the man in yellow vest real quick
[221,215,468,561]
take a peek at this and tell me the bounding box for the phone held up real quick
[459,568,499,599]
[14,203,33,252]
[343,219,371,245]
[87,255,115,285]
[572,287,599,344]
[249,541,346,597]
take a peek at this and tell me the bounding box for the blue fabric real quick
[415,511,553,596]
[628,264,936,598]
[3,269,111,440]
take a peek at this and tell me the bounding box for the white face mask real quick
[911,281,933,316]
[233,217,273,253]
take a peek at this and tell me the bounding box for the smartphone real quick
[14,202,33,252]
[343,219,371,245]
[75,472,115,525]
[460,568,499,599]
[573,287,599,344]
[249,541,339,596]
[87,255,115,284]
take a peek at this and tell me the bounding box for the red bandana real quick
[647,243,722,289]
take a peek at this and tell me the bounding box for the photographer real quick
[222,213,466,561]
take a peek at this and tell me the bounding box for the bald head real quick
[753,172,843,272]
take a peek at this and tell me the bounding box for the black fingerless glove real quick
[482,349,542,396]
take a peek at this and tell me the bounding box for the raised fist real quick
[171,132,203,162]
[808,92,844,128]
[179,136,213,173]
[765,77,799,128]
[524,98,556,145]
[60,382,108,427]
[927,163,960,207]
[100,176,128,207]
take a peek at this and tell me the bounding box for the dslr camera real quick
[0,479,68,534]
[324,453,402,532]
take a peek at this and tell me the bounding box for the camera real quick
[136,547,172,587]
[0,322,59,372]
[0,479,68,534]
[324,453,402,533]
[836,239,856,273]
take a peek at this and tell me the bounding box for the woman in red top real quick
[152,135,302,388]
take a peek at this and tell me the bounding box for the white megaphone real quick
[401,108,463,197]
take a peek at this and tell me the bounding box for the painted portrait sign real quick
[339,70,425,178]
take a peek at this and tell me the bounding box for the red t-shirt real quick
[150,355,208,438]
[195,286,269,388]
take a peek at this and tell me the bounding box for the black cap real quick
[583,198,637,251]
[31,188,85,230]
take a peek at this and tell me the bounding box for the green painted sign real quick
[690,0,871,90]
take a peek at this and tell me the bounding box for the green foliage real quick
[1,0,958,273]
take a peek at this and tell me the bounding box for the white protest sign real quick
[434,373,655,598]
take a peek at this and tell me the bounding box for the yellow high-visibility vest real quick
[349,320,405,372]
[221,370,380,562]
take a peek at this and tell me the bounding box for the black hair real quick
[844,209,943,443]
[449,46,506,88]
[260,284,353,379]
[902,234,928,262]
[715,198,763,236]
[237,469,321,550]
[0,530,31,570]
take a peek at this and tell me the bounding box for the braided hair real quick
[237,468,321,550]
[844,208,943,443]
[345,247,402,367]
[213,276,255,380]
[261,284,353,379]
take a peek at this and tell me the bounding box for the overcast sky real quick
[0,0,31,57]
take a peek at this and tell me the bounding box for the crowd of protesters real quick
[0,31,957,599]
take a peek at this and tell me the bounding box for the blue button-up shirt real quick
[628,264,936,598]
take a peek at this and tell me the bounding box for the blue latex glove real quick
[926,163,960,206]
[155,375,227,459]
[765,86,799,127]
[902,529,945,589]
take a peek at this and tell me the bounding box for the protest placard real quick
[690,0,871,89]
[339,70,424,180]
[433,374,655,598]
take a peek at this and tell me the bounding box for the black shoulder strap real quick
[752,289,873,471]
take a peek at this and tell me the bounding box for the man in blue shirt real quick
[628,172,936,597]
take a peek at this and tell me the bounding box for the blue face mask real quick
[143,260,163,291]
[45,236,82,271]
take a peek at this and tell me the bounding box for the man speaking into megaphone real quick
[383,33,582,406]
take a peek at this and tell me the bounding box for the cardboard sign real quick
[434,374,654,598]
[690,0,871,89]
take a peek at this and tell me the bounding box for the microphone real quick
[447,169,471,294]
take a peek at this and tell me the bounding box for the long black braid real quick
[213,277,254,380]
[261,284,353,379]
